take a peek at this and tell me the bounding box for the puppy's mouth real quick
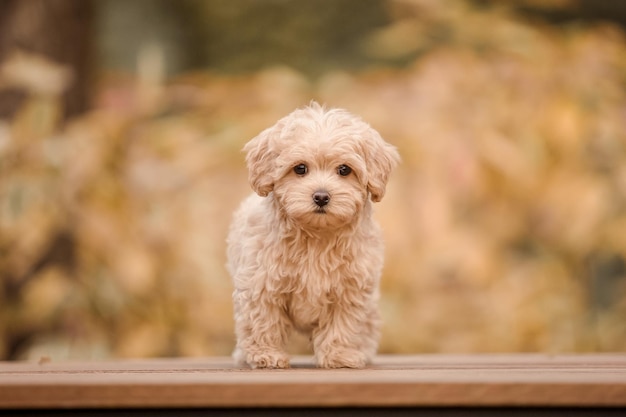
[314,207,327,214]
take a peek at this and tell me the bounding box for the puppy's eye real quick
[293,164,308,176]
[337,164,352,177]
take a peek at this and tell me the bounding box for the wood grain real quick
[0,354,625,409]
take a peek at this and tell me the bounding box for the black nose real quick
[312,190,330,207]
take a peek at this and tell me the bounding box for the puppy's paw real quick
[248,351,290,369]
[316,348,368,369]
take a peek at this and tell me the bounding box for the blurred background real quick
[1,0,625,361]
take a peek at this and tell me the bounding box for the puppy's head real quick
[244,102,399,229]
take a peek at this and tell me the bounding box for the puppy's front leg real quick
[233,290,291,369]
[312,302,376,369]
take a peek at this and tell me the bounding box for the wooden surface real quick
[0,354,625,409]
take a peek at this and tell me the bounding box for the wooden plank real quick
[0,355,625,409]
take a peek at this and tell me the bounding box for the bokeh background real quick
[1,0,625,361]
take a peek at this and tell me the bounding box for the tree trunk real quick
[0,0,93,121]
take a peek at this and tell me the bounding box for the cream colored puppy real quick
[227,102,399,369]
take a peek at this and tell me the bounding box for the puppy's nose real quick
[312,190,330,207]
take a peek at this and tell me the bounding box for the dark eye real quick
[293,164,308,176]
[337,164,352,176]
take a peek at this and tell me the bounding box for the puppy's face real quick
[244,103,399,230]
[271,136,368,229]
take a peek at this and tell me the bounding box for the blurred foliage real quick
[1,0,626,360]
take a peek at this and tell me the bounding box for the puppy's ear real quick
[243,124,280,197]
[363,129,400,202]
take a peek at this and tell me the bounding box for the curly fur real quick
[227,102,399,369]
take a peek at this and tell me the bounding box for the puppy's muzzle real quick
[313,190,330,207]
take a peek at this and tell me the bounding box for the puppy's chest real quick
[278,257,344,301]
[276,248,349,330]
[276,241,351,291]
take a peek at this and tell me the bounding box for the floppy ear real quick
[243,124,280,197]
[363,129,400,202]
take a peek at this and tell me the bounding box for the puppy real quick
[227,102,399,369]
